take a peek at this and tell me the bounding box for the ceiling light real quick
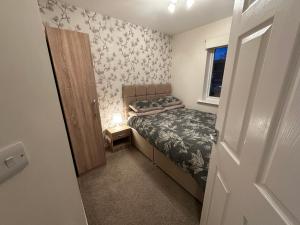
[186,0,195,9]
[168,3,176,13]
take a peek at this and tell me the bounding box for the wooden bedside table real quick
[105,125,132,152]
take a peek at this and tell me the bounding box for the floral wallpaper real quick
[37,0,172,130]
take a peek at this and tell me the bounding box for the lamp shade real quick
[112,113,123,126]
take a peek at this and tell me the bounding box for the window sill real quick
[197,99,219,106]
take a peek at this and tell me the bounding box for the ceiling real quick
[63,0,234,35]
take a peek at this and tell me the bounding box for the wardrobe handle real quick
[92,99,98,116]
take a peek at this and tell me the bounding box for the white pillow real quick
[128,109,164,117]
[164,104,185,111]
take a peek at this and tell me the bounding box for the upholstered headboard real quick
[122,84,172,117]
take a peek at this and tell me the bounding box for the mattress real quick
[128,108,217,188]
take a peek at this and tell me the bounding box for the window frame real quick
[201,45,228,105]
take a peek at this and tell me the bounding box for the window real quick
[203,46,228,104]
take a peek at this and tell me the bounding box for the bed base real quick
[132,129,154,161]
[131,128,204,202]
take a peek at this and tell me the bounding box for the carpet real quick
[78,147,201,225]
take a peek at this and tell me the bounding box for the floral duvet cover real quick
[128,108,217,188]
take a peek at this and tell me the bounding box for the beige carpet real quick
[78,147,201,225]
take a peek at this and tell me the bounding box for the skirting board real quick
[131,128,204,202]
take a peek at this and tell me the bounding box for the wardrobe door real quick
[46,27,106,175]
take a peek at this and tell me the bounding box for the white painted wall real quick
[171,17,232,114]
[0,0,87,225]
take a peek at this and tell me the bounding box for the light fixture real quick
[168,3,176,13]
[112,113,123,127]
[186,0,195,9]
[168,0,195,13]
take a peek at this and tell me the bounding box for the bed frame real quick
[122,84,204,202]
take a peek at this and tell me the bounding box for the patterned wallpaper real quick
[38,0,172,129]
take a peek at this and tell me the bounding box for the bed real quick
[122,84,217,201]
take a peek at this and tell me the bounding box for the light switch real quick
[5,156,16,168]
[0,142,29,184]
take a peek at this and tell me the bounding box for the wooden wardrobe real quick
[45,27,106,175]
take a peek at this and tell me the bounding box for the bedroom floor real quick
[77,147,201,225]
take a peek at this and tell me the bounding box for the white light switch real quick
[0,142,29,184]
[5,156,16,168]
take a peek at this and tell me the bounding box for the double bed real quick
[123,84,216,202]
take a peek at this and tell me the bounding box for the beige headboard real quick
[122,83,172,117]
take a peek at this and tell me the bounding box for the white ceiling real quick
[63,0,234,35]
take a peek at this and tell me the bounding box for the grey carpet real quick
[78,147,201,225]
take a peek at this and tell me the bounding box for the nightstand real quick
[105,125,132,152]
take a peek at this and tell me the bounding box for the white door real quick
[200,0,300,224]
